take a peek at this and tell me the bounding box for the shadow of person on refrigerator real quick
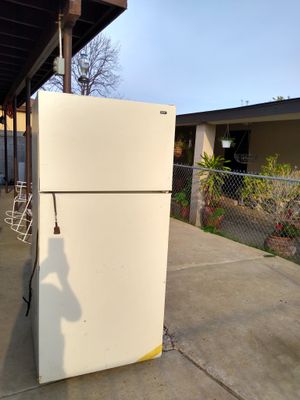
[0,257,37,397]
[1,237,81,398]
[38,237,82,387]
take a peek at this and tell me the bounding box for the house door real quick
[223,130,250,198]
[224,130,250,172]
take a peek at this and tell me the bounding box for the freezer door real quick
[36,193,171,383]
[33,92,175,192]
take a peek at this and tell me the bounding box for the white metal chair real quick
[11,194,33,245]
[4,181,27,224]
[17,209,33,245]
[10,193,32,231]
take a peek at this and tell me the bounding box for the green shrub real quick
[197,153,230,207]
[174,191,189,207]
[241,154,300,223]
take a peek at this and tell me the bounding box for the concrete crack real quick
[176,347,247,400]
[163,325,177,352]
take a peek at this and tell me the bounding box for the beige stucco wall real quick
[193,124,216,164]
[249,120,300,170]
[190,124,216,226]
[6,110,27,132]
[214,120,300,171]
[0,109,30,181]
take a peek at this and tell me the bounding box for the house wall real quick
[215,120,300,171]
[0,132,25,183]
[0,110,27,183]
[5,110,27,132]
[248,120,300,170]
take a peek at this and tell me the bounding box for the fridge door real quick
[36,192,171,383]
[33,91,176,192]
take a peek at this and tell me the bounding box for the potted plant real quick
[220,125,234,148]
[241,154,300,258]
[174,139,186,158]
[203,207,225,229]
[264,222,299,258]
[220,137,234,148]
[197,153,230,227]
[174,191,190,219]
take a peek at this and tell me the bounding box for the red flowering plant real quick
[273,222,300,239]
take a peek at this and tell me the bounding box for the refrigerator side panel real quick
[37,193,170,383]
[37,91,175,192]
[31,98,39,375]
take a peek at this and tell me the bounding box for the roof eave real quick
[176,98,300,126]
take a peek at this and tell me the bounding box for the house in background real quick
[175,98,300,172]
[0,105,28,183]
[175,98,300,225]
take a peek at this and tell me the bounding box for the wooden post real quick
[63,26,72,93]
[63,0,82,93]
[3,109,8,193]
[13,97,18,196]
[25,78,31,198]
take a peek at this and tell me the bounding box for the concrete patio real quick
[1,191,300,399]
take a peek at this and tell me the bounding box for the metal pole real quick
[63,25,72,93]
[25,78,31,198]
[173,163,300,183]
[62,0,82,93]
[3,109,8,193]
[13,97,18,196]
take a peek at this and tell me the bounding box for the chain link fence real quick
[172,164,300,264]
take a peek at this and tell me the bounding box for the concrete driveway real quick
[1,192,300,400]
[166,219,300,400]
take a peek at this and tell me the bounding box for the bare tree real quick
[45,34,121,96]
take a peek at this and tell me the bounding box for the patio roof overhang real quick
[0,0,127,107]
[176,98,300,126]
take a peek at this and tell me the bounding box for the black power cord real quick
[23,231,38,317]
[23,193,61,316]
[52,193,61,234]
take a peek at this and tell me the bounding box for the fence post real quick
[189,170,202,226]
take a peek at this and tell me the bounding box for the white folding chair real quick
[17,210,33,245]
[11,194,33,245]
[4,181,27,224]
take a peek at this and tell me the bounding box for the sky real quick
[105,0,300,114]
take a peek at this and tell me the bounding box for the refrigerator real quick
[31,91,175,383]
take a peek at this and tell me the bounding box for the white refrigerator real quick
[31,91,175,383]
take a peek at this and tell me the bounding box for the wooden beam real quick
[0,36,31,52]
[0,65,20,73]
[64,0,82,28]
[91,0,127,8]
[3,0,83,104]
[0,2,46,30]
[3,0,58,13]
[0,20,37,41]
[1,0,127,106]
[0,51,27,60]
[0,59,20,67]
[3,19,58,105]
[0,72,16,78]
